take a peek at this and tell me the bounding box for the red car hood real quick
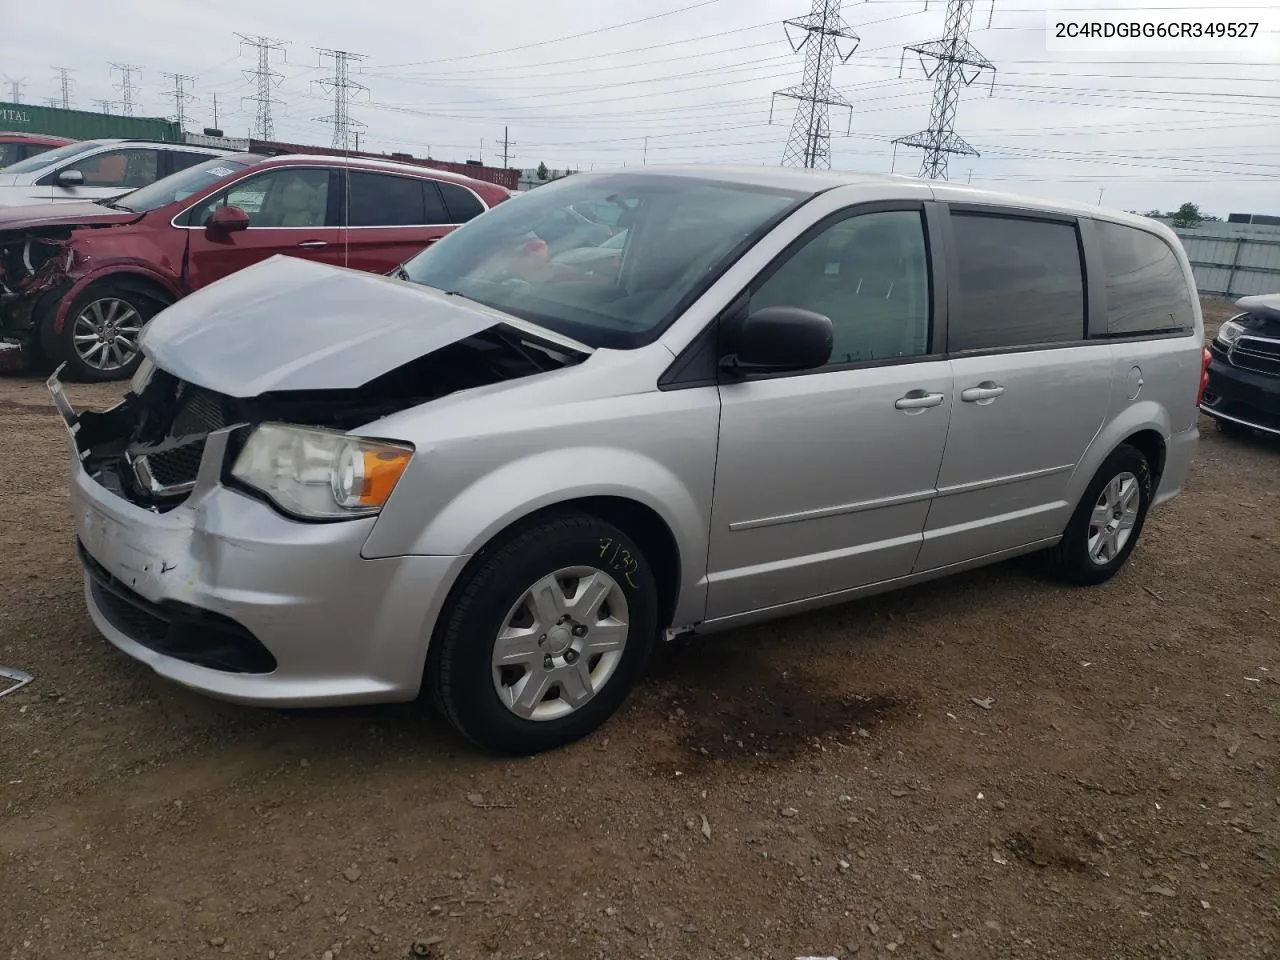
[0,201,141,232]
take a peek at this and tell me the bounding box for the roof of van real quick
[576,164,1170,234]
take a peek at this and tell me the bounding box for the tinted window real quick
[0,143,19,168]
[949,213,1085,351]
[437,181,485,222]
[1094,221,1194,336]
[66,148,159,189]
[169,151,214,174]
[3,140,105,174]
[188,167,333,227]
[348,172,425,226]
[422,182,449,224]
[751,210,931,365]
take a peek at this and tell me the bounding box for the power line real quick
[773,0,860,168]
[892,0,997,180]
[109,63,142,117]
[312,48,368,151]
[92,99,117,114]
[381,0,731,69]
[161,72,196,130]
[42,96,60,108]
[52,66,75,109]
[238,33,288,140]
[3,76,26,104]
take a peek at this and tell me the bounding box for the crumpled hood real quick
[141,255,590,397]
[0,200,139,232]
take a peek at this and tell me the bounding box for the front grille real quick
[145,438,207,488]
[1231,336,1280,378]
[80,541,277,674]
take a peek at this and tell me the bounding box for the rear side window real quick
[347,171,426,227]
[437,181,485,223]
[1093,221,1194,336]
[948,213,1086,352]
[169,151,214,175]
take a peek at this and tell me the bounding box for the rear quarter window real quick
[948,212,1086,352]
[437,181,485,223]
[1092,220,1194,337]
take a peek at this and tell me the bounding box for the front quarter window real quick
[401,173,805,348]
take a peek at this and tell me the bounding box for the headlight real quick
[231,423,414,520]
[1217,318,1246,346]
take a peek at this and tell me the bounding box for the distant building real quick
[1227,213,1280,226]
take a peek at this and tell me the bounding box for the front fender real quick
[364,446,712,626]
[52,262,185,333]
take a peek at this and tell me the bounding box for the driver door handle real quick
[297,240,328,249]
[960,383,1006,403]
[895,391,946,411]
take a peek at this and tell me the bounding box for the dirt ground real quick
[1,298,1276,960]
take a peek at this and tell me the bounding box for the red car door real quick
[183,165,346,290]
[340,170,453,274]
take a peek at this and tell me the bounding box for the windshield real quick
[2,140,109,174]
[111,155,260,213]
[402,173,807,349]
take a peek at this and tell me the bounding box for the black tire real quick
[1215,417,1253,439]
[46,281,164,383]
[430,512,659,755]
[1048,444,1153,586]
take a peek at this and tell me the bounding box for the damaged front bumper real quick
[50,370,468,707]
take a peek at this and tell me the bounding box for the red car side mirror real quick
[206,205,251,236]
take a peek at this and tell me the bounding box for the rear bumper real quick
[1201,357,1280,436]
[1153,422,1198,507]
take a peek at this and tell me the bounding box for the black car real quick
[1200,293,1280,438]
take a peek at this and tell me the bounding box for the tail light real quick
[1196,346,1211,406]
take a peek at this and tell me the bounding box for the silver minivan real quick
[52,166,1204,754]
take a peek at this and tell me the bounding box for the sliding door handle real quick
[960,383,1006,403]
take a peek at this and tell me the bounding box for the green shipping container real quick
[0,101,182,142]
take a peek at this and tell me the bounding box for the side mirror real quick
[205,204,250,236]
[721,306,833,376]
[56,169,85,187]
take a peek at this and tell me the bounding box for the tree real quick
[1168,202,1203,228]
[536,161,549,181]
[1141,209,1162,218]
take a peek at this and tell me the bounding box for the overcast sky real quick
[7,0,1279,215]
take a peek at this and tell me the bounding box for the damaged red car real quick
[0,152,510,380]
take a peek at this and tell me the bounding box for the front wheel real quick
[430,513,659,755]
[1048,444,1153,585]
[49,283,160,382]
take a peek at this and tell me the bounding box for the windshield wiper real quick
[93,198,133,211]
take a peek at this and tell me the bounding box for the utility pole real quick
[499,126,515,168]
[1097,187,1105,205]
[3,76,26,104]
[967,168,973,183]
[238,33,289,141]
[43,96,60,108]
[771,0,859,169]
[313,48,368,151]
[52,66,75,109]
[643,136,648,165]
[92,99,117,114]
[212,91,219,130]
[109,63,142,117]
[892,0,997,181]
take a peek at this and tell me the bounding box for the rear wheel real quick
[430,512,658,755]
[48,282,163,382]
[1048,444,1152,585]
